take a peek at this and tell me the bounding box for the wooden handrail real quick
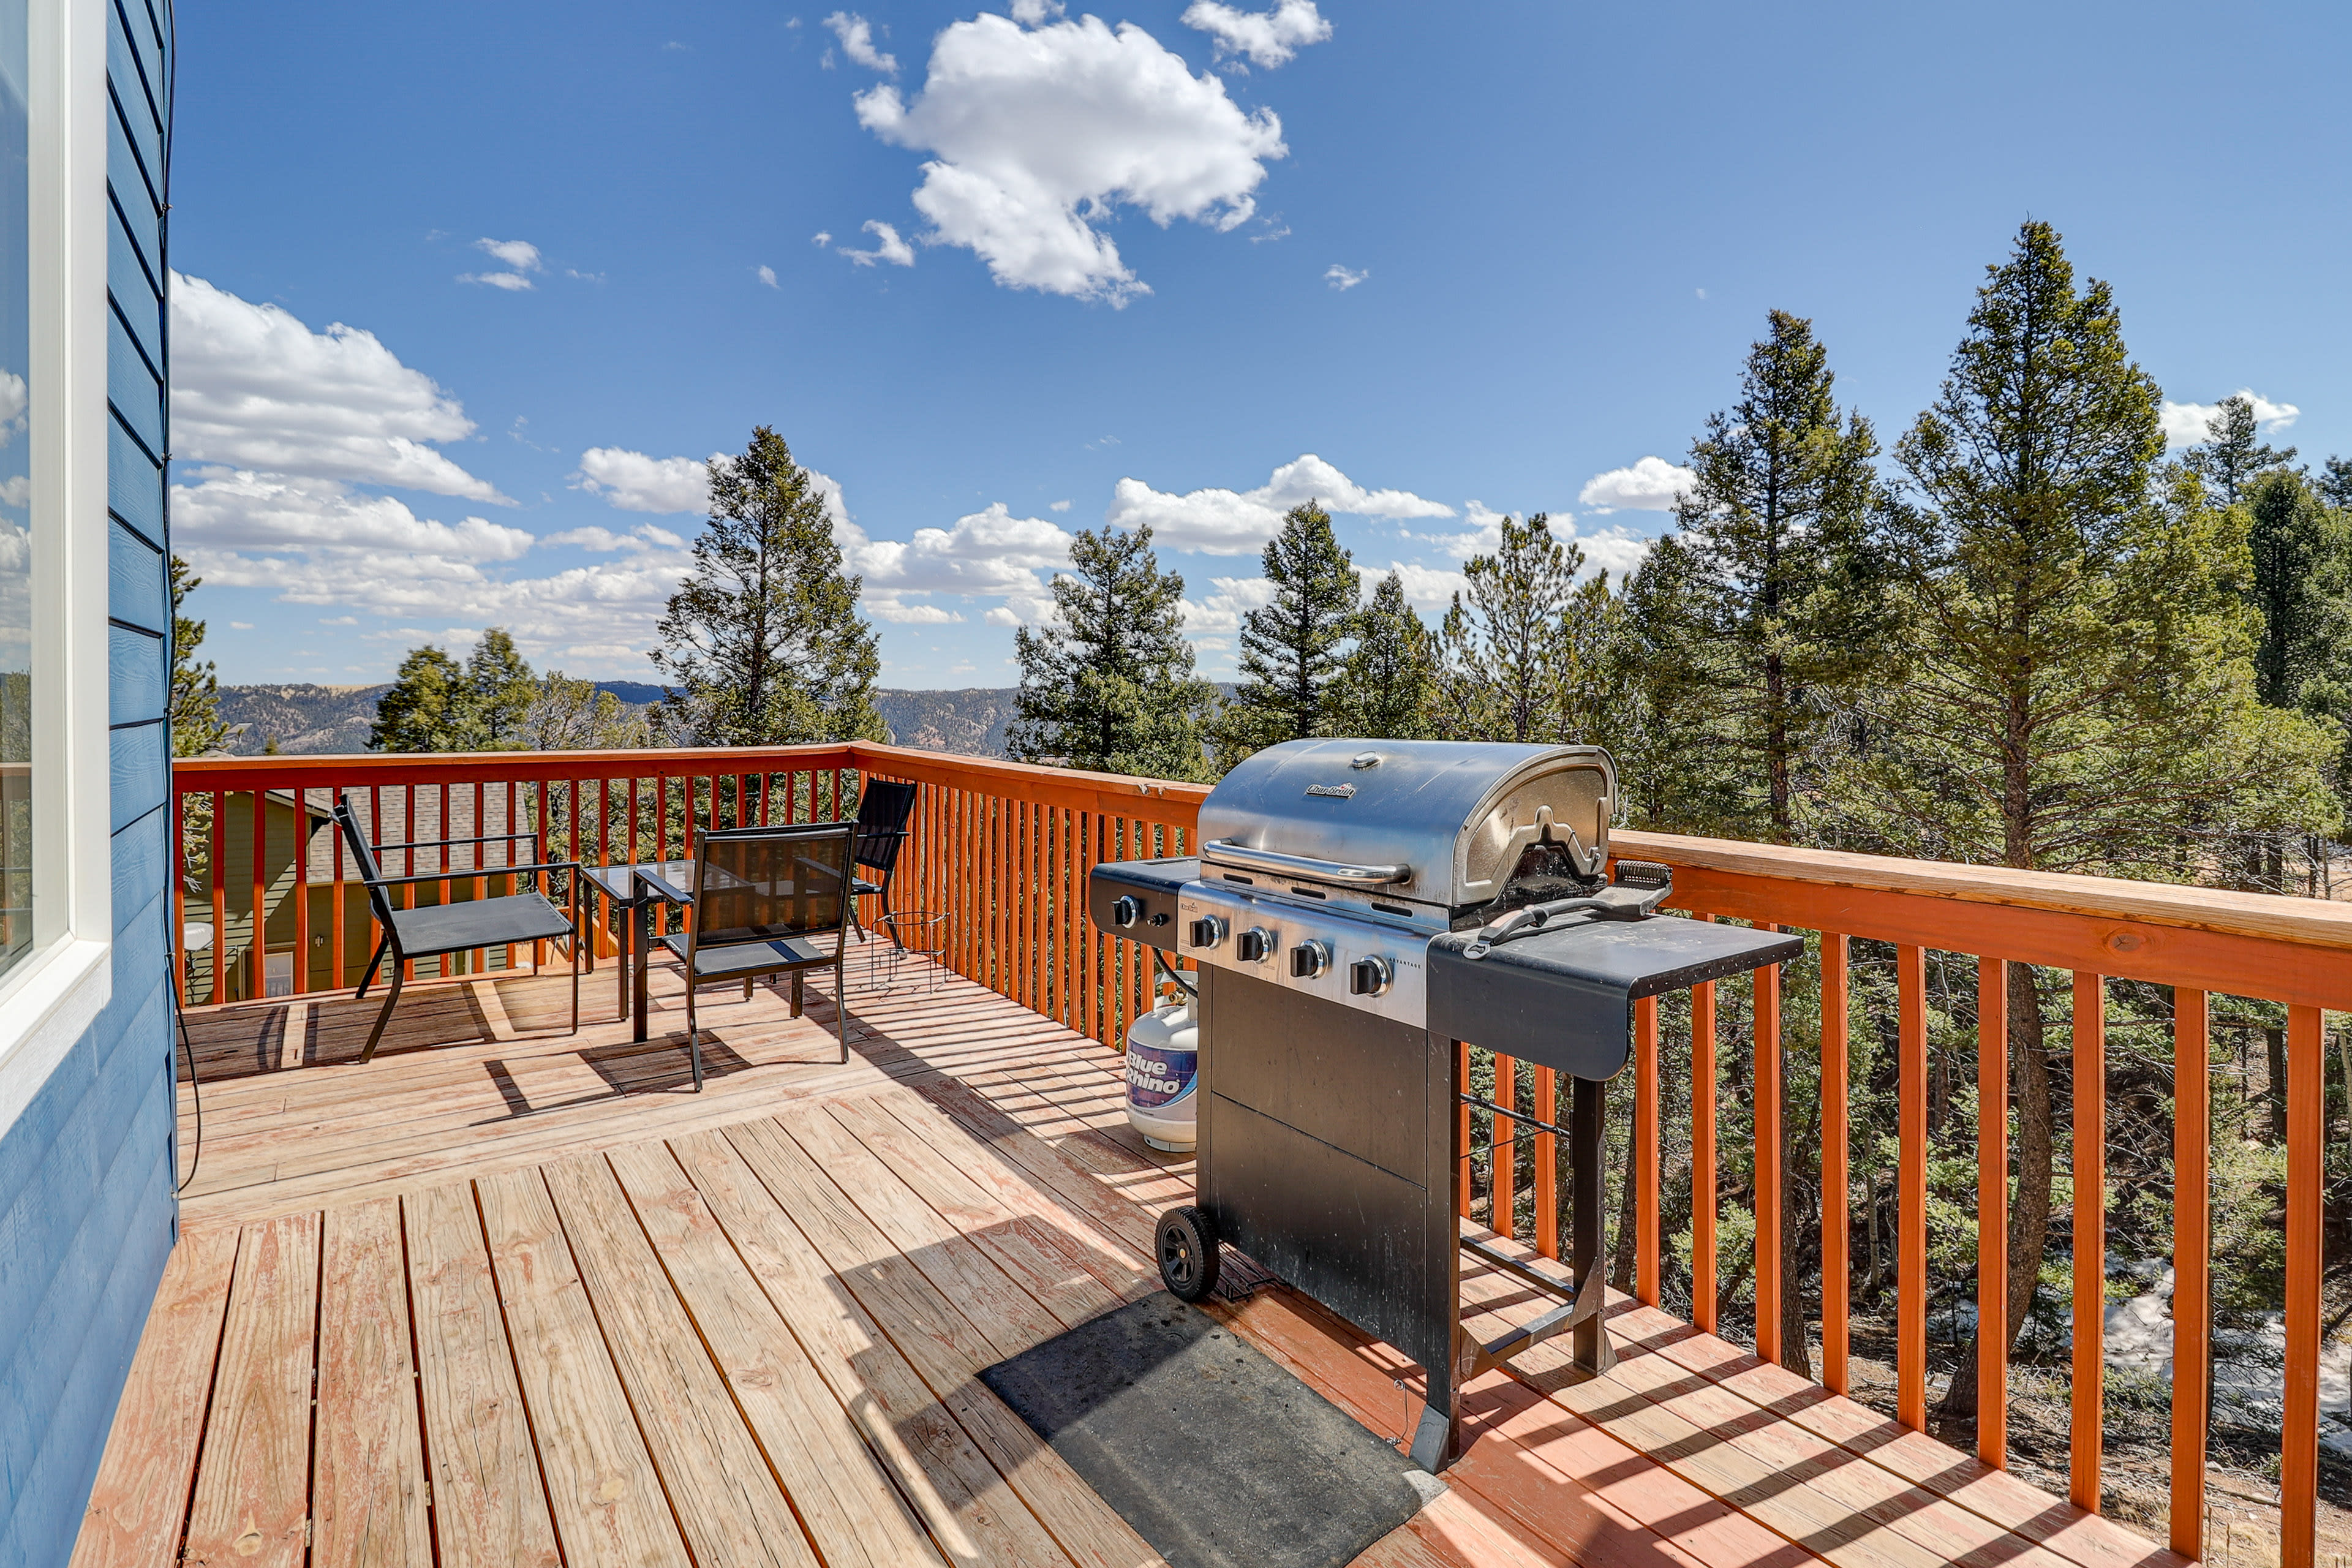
[169,740,2343,1565]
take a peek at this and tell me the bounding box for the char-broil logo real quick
[1305,782,1357,799]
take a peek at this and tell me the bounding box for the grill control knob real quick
[1235,927,1273,963]
[1349,956,1393,997]
[1187,915,1228,949]
[1110,895,1141,929]
[1289,940,1332,979]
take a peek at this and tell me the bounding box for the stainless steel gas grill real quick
[1087,739,1801,1469]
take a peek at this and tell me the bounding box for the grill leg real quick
[1569,1075,1616,1378]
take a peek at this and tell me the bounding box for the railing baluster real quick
[1897,943,1928,1431]
[2163,987,2201,1561]
[1693,974,1717,1335]
[1977,956,2008,1468]
[2282,1001,2321,1568]
[2070,970,2105,1512]
[1493,1053,1517,1240]
[1820,934,1850,1395]
[292,785,310,995]
[505,780,520,971]
[1635,994,1659,1305]
[210,788,226,1005]
[1755,940,1783,1366]
[402,783,418,983]
[1534,1063,1558,1259]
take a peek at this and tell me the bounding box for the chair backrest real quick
[332,794,398,930]
[691,823,854,954]
[851,778,919,875]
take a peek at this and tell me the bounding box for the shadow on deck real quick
[73,962,2185,1568]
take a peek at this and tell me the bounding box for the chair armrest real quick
[366,860,581,890]
[633,867,695,906]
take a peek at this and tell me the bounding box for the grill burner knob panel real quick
[1110,895,1141,928]
[1349,956,1393,996]
[1188,915,1229,949]
[1175,882,1428,1025]
[1235,927,1273,963]
[1290,940,1332,978]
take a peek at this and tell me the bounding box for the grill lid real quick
[1197,739,1616,912]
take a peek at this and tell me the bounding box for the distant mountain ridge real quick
[213,682,1023,759]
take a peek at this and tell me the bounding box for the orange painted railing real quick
[172,744,2351,1565]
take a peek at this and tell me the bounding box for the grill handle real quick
[1203,840,1412,886]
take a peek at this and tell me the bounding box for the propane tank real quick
[1123,989,1199,1152]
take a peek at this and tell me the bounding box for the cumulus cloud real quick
[1180,575,1274,635]
[823,11,898,72]
[864,599,965,624]
[171,273,509,505]
[172,470,533,560]
[840,221,916,267]
[1324,263,1365,290]
[571,447,720,514]
[1106,453,1453,554]
[1577,456,1694,513]
[1411,501,1653,579]
[540,522,687,553]
[1357,560,1468,610]
[461,237,543,290]
[1180,0,1330,67]
[2161,389,2301,448]
[853,12,1287,304]
[757,265,779,288]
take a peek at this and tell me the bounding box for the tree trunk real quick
[1936,965,2053,1425]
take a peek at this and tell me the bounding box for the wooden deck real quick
[74,959,2188,1568]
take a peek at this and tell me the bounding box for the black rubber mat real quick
[979,1292,1440,1568]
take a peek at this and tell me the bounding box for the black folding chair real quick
[334,794,582,1062]
[637,821,853,1090]
[848,778,918,944]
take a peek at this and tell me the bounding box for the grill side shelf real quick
[1088,857,1197,951]
[1425,916,1803,1080]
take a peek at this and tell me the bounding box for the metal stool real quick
[864,910,946,993]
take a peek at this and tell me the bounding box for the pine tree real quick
[464,629,540,751]
[369,645,470,752]
[1325,571,1436,739]
[2321,455,2352,511]
[652,426,885,746]
[1433,514,1582,744]
[1842,220,2337,1422]
[2183,394,2297,505]
[1666,310,1885,844]
[1008,522,1214,779]
[1211,502,1359,768]
[168,555,232,757]
[1608,537,1747,831]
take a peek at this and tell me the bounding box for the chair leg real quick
[359,965,404,1062]
[355,937,388,1000]
[743,978,754,1000]
[835,949,848,1065]
[790,973,804,1018]
[686,978,702,1091]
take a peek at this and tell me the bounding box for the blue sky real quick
[170,0,2352,689]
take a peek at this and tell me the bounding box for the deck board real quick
[78,961,2185,1568]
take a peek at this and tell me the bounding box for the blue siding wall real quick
[0,0,176,1559]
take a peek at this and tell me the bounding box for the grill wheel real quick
[1156,1205,1222,1302]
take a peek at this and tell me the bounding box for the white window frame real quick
[0,0,116,1131]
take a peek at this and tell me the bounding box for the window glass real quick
[0,0,28,976]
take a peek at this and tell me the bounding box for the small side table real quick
[582,859,694,1043]
[865,911,947,993]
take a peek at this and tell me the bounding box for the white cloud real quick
[1577,456,1694,513]
[460,236,543,291]
[1048,499,1071,511]
[228,621,253,630]
[757,264,779,288]
[172,469,534,560]
[864,598,965,624]
[840,499,1074,599]
[2160,389,2301,448]
[1106,453,1453,554]
[854,12,1286,304]
[1324,263,1366,290]
[572,447,721,514]
[1356,560,1466,610]
[841,220,916,267]
[812,231,834,247]
[170,273,510,502]
[1180,0,1330,67]
[823,11,898,73]
[540,522,687,553]
[1010,0,1064,23]
[1181,575,1274,634]
[984,605,1023,626]
[1411,503,1653,579]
